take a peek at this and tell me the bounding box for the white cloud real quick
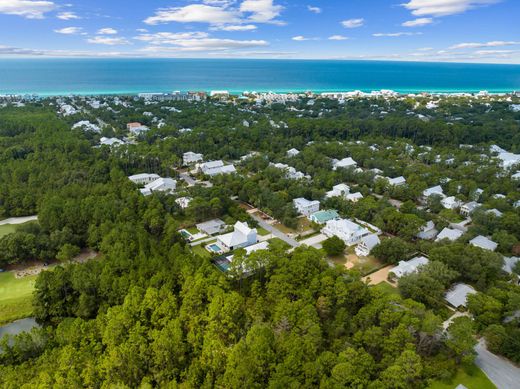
[402,17,433,27]
[402,0,501,17]
[307,5,321,14]
[97,28,118,35]
[450,40,520,49]
[54,26,82,35]
[341,18,364,28]
[134,32,210,44]
[87,36,130,45]
[292,35,319,41]
[56,11,79,20]
[240,0,284,23]
[144,4,240,25]
[373,32,422,37]
[328,35,348,41]
[0,0,56,19]
[211,24,257,31]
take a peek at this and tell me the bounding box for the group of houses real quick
[128,173,177,196]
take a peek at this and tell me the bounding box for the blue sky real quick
[0,0,518,63]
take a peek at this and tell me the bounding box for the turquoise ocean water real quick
[0,59,519,95]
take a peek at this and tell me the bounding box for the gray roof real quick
[469,235,498,251]
[503,257,520,274]
[445,283,477,308]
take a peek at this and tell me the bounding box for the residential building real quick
[293,198,320,217]
[323,219,371,246]
[196,219,226,236]
[435,227,463,242]
[286,148,300,157]
[469,235,498,251]
[460,201,481,217]
[271,163,309,180]
[129,173,160,186]
[346,192,364,202]
[217,222,258,252]
[326,183,350,199]
[140,177,177,196]
[309,210,339,224]
[99,137,124,147]
[445,283,477,308]
[355,234,380,257]
[332,157,357,171]
[487,209,503,218]
[183,152,203,166]
[390,256,429,279]
[175,197,192,209]
[127,122,149,135]
[441,196,463,210]
[387,176,407,186]
[503,257,520,275]
[198,160,236,176]
[416,220,438,240]
[422,185,445,200]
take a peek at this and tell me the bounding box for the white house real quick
[355,234,380,256]
[183,152,203,166]
[140,177,177,196]
[100,137,125,147]
[441,196,463,210]
[512,172,520,180]
[445,283,477,308]
[199,161,236,176]
[217,222,257,252]
[129,173,160,186]
[423,185,445,200]
[387,176,407,186]
[416,221,438,240]
[197,219,226,236]
[326,184,350,199]
[332,157,357,171]
[390,256,429,279]
[460,201,481,217]
[346,192,364,202]
[323,218,371,246]
[271,163,309,180]
[469,235,498,251]
[293,198,320,217]
[435,227,463,242]
[175,197,192,209]
[287,148,300,157]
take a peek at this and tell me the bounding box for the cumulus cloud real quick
[0,0,56,19]
[240,0,284,23]
[54,26,83,34]
[402,17,433,27]
[211,24,257,31]
[449,40,520,49]
[402,0,501,17]
[97,28,118,35]
[56,11,79,20]
[307,5,321,14]
[341,18,364,28]
[292,35,319,41]
[328,35,348,41]
[87,36,130,45]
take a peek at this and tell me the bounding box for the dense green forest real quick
[0,96,519,387]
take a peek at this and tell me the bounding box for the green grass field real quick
[372,281,401,297]
[428,363,496,389]
[0,272,36,325]
[257,227,271,236]
[0,224,17,238]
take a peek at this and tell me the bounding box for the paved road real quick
[0,215,38,226]
[300,233,328,249]
[475,339,520,389]
[249,213,300,248]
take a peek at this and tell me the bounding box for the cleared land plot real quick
[428,363,496,389]
[0,272,37,325]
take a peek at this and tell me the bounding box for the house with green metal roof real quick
[309,209,339,224]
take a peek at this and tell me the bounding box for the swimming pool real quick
[208,244,223,253]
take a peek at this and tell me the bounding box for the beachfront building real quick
[140,177,177,196]
[309,210,339,225]
[390,256,429,279]
[435,227,463,242]
[416,220,438,240]
[332,157,357,171]
[198,160,236,176]
[293,198,320,217]
[183,152,203,166]
[355,234,380,257]
[196,219,226,236]
[129,173,160,186]
[217,222,258,252]
[323,218,371,246]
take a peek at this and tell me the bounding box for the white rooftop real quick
[445,283,477,308]
[469,235,498,251]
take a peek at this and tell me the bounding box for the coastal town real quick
[1,90,520,388]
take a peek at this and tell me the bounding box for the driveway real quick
[475,339,520,389]
[250,213,300,248]
[300,233,328,249]
[179,172,197,187]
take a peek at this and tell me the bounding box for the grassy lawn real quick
[428,363,496,389]
[191,244,213,258]
[186,226,200,234]
[257,227,271,236]
[372,281,401,297]
[352,255,385,276]
[0,272,37,325]
[268,238,291,251]
[0,224,17,238]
